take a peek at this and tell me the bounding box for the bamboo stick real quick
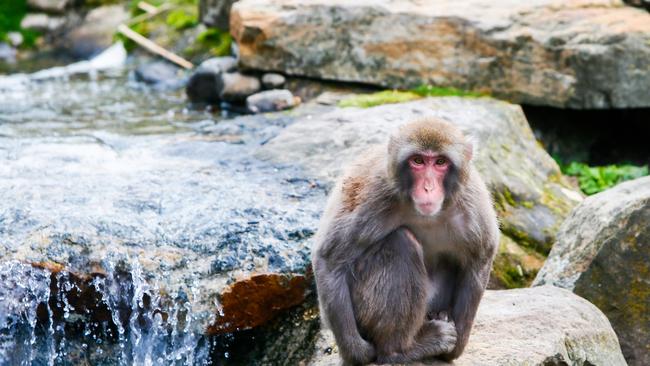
[117,24,194,69]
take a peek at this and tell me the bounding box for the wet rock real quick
[262,73,286,89]
[246,89,300,113]
[219,72,261,102]
[21,13,67,33]
[186,56,238,104]
[534,176,650,366]
[309,286,626,366]
[200,0,240,30]
[27,0,71,14]
[232,0,650,108]
[64,5,128,59]
[256,96,583,253]
[134,61,186,89]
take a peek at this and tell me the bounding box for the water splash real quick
[0,259,211,366]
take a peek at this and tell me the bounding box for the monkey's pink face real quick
[408,152,449,216]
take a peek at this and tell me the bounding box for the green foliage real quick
[411,84,485,98]
[194,28,232,56]
[0,0,39,48]
[562,162,649,195]
[0,0,26,37]
[338,90,422,108]
[166,8,198,30]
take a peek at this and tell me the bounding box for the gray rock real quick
[134,61,182,87]
[256,96,583,252]
[186,57,238,104]
[534,176,650,366]
[200,0,239,30]
[310,286,626,366]
[64,5,128,59]
[246,89,300,113]
[219,72,261,102]
[27,0,71,14]
[20,13,66,33]
[232,0,650,109]
[261,73,286,89]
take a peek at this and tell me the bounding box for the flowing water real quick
[0,68,327,365]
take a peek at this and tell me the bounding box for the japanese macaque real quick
[312,117,499,365]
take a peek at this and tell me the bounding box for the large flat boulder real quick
[231,0,650,108]
[309,286,626,366]
[534,176,650,366]
[257,96,583,257]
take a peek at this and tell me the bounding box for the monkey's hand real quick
[431,319,458,355]
[339,337,376,365]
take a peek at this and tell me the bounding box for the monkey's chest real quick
[410,227,459,263]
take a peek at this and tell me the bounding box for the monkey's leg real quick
[351,228,439,362]
[440,265,488,361]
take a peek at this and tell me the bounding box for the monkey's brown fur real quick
[312,117,499,365]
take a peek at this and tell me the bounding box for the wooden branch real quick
[117,24,194,69]
[137,1,159,14]
[128,3,175,26]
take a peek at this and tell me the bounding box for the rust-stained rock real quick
[207,273,310,334]
[231,0,650,108]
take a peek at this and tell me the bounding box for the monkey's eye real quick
[412,156,425,165]
[435,157,448,166]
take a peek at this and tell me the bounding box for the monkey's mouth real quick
[414,202,440,216]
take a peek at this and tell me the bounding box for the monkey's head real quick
[388,118,473,216]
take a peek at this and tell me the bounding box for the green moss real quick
[560,162,648,195]
[184,28,232,57]
[338,90,422,108]
[411,85,486,98]
[491,238,542,289]
[166,8,198,30]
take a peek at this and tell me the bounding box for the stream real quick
[0,67,327,365]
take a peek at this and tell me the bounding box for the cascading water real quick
[0,259,210,366]
[0,66,326,365]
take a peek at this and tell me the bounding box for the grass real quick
[337,85,485,108]
[561,162,648,195]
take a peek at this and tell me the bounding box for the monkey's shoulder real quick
[336,147,390,214]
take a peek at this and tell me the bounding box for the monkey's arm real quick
[313,254,376,364]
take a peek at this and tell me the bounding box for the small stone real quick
[7,32,23,47]
[134,61,180,85]
[186,57,238,104]
[261,73,286,89]
[198,56,237,74]
[27,0,71,14]
[0,43,17,63]
[219,72,261,102]
[246,89,300,113]
[21,13,66,33]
